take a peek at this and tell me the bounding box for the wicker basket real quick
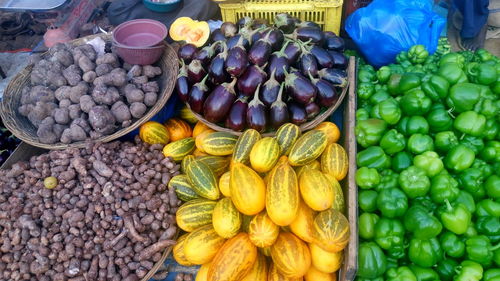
[0,33,178,150]
[188,64,350,137]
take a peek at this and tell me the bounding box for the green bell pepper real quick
[465,235,499,266]
[455,190,477,214]
[474,97,499,118]
[399,166,431,198]
[412,196,438,213]
[396,51,409,64]
[421,75,449,102]
[358,67,377,83]
[439,53,466,68]
[409,265,440,281]
[380,129,406,155]
[356,119,388,148]
[484,269,500,281]
[459,168,486,200]
[430,173,459,204]
[388,74,402,95]
[408,134,434,154]
[460,135,485,154]
[359,190,378,212]
[374,217,405,250]
[444,144,475,172]
[369,90,391,105]
[356,167,380,189]
[446,83,487,113]
[439,199,471,235]
[434,131,459,153]
[359,213,379,240]
[386,266,417,281]
[426,106,453,132]
[358,82,376,100]
[435,259,459,281]
[453,111,486,137]
[485,175,500,199]
[454,260,483,281]
[405,116,430,135]
[472,158,493,178]
[358,242,387,279]
[377,188,408,218]
[404,205,443,239]
[481,141,500,163]
[357,108,370,121]
[375,170,399,191]
[408,45,429,64]
[483,119,499,140]
[399,72,423,92]
[440,231,465,258]
[408,237,443,267]
[413,151,444,178]
[377,98,402,125]
[357,146,391,170]
[475,48,495,62]
[377,66,392,83]
[370,104,382,119]
[476,216,500,242]
[392,151,413,173]
[400,89,432,116]
[465,224,479,238]
[466,62,498,85]
[476,199,500,217]
[495,247,500,266]
[437,63,468,85]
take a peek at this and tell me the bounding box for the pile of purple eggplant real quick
[0,119,21,165]
[175,13,348,132]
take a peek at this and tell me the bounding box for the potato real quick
[37,117,58,144]
[142,81,159,93]
[68,104,82,120]
[129,103,147,119]
[96,53,119,67]
[79,95,96,113]
[69,82,89,103]
[144,92,158,107]
[29,86,55,104]
[88,106,116,134]
[111,101,132,123]
[62,65,82,86]
[55,86,71,101]
[83,71,97,83]
[95,64,113,76]
[79,56,96,73]
[51,49,74,67]
[124,84,144,104]
[53,108,70,125]
[142,65,162,78]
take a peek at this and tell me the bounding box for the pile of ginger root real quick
[19,42,163,144]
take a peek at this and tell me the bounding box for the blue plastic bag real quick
[345,0,445,67]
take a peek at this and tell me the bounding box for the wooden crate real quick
[0,57,358,280]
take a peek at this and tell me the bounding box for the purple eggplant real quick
[194,43,218,65]
[250,29,265,45]
[237,64,267,96]
[310,45,334,68]
[260,69,281,107]
[269,83,289,129]
[211,28,226,43]
[225,96,248,131]
[284,41,302,64]
[187,59,207,84]
[246,84,267,132]
[203,78,238,123]
[324,34,345,52]
[318,68,348,87]
[221,22,238,38]
[288,102,307,125]
[323,31,336,37]
[237,17,253,29]
[288,27,324,44]
[225,36,249,77]
[298,44,319,77]
[274,13,296,34]
[297,21,321,29]
[284,68,317,105]
[188,75,209,114]
[209,43,229,84]
[248,30,273,67]
[176,60,190,102]
[226,34,250,50]
[305,102,320,119]
[267,29,285,51]
[327,50,348,70]
[268,41,290,82]
[309,73,338,107]
[178,44,198,64]
[251,18,269,29]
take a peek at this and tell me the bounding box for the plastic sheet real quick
[345,0,445,67]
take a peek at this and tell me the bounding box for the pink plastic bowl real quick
[113,19,168,47]
[113,41,165,65]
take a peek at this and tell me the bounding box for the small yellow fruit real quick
[43,177,58,189]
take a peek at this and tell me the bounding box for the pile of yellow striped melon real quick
[165,119,350,281]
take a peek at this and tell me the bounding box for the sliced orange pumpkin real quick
[170,17,195,42]
[185,21,210,47]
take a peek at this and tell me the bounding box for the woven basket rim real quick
[188,64,351,136]
[0,33,178,150]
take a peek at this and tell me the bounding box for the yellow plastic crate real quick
[216,0,344,35]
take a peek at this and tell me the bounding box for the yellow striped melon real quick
[289,130,328,166]
[289,200,317,243]
[212,198,241,238]
[321,143,348,181]
[250,137,281,173]
[304,265,337,281]
[230,163,266,215]
[184,225,226,265]
[202,132,238,156]
[232,129,261,165]
[309,243,343,273]
[218,171,231,197]
[275,123,301,156]
[176,198,216,232]
[162,137,195,162]
[312,209,350,253]
[173,234,194,266]
[266,157,299,226]
[241,252,268,281]
[299,169,334,211]
[248,212,280,247]
[270,232,311,278]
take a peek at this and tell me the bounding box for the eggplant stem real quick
[307,71,318,83]
[276,83,285,102]
[269,68,277,80]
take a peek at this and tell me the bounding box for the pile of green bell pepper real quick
[355,44,500,281]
